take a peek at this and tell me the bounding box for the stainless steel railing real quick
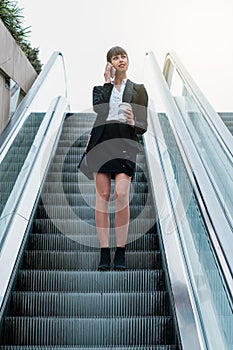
[144,50,233,350]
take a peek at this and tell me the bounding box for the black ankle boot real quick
[114,247,126,270]
[98,247,111,271]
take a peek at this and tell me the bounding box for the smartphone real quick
[106,62,116,79]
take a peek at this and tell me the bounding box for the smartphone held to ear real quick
[106,62,116,80]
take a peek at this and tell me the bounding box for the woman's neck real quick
[114,72,127,86]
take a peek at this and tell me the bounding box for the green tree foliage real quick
[0,0,42,73]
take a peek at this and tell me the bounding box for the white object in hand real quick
[118,102,132,122]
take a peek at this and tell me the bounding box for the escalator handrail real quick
[145,50,233,290]
[0,51,67,157]
[163,51,233,157]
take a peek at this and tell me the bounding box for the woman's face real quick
[110,53,128,73]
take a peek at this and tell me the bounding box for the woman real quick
[79,46,148,271]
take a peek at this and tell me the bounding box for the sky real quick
[18,0,233,112]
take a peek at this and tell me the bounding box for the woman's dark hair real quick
[106,46,128,62]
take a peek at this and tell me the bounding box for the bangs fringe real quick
[107,46,128,62]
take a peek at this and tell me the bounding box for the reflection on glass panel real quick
[159,113,233,349]
[175,92,233,227]
[170,69,185,96]
[0,112,45,217]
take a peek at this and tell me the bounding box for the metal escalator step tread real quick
[38,194,151,207]
[2,316,174,346]
[0,346,178,349]
[39,202,151,215]
[35,206,153,220]
[34,215,155,228]
[10,291,169,317]
[53,157,145,169]
[52,152,146,162]
[32,219,156,235]
[28,231,103,244]
[27,233,159,251]
[50,165,148,176]
[62,121,95,126]
[28,233,158,250]
[44,174,148,184]
[22,251,162,270]
[52,151,146,162]
[36,202,151,210]
[16,270,165,292]
[0,157,32,165]
[42,181,148,192]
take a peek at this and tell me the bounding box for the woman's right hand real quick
[104,62,115,83]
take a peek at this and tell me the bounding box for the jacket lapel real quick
[122,79,134,103]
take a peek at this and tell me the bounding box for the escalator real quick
[0,112,179,348]
[0,51,232,349]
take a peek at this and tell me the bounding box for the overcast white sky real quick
[18,0,233,112]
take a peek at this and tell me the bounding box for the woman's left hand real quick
[124,108,135,126]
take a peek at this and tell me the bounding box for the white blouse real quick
[106,78,127,121]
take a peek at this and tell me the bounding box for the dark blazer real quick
[86,79,148,153]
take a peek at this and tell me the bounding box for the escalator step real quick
[42,181,151,197]
[32,219,156,235]
[27,233,158,251]
[45,172,148,183]
[16,270,165,292]
[35,205,153,220]
[22,251,161,270]
[10,291,169,317]
[50,158,145,173]
[2,316,174,346]
[27,233,159,251]
[49,153,146,166]
[0,346,178,349]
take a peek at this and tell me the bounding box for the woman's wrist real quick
[104,78,111,83]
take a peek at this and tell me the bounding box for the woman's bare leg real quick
[114,173,131,247]
[94,172,111,248]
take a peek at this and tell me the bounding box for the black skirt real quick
[88,122,138,178]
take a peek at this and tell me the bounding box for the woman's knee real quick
[95,173,111,202]
[114,188,129,204]
[114,175,131,205]
[97,188,111,202]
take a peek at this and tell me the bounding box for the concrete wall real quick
[0,19,38,134]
